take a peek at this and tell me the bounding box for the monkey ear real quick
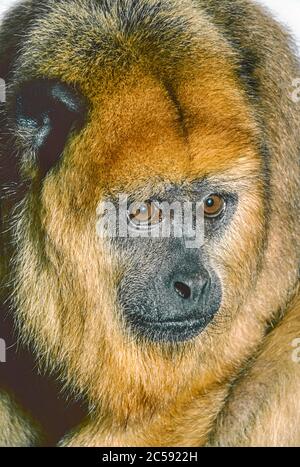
[12,79,87,176]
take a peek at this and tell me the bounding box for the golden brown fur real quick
[0,0,299,446]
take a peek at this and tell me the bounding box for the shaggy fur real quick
[0,391,40,447]
[0,0,299,446]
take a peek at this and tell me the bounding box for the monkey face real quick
[111,161,262,344]
[114,186,230,343]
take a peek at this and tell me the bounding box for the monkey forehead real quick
[13,0,261,185]
[58,67,261,191]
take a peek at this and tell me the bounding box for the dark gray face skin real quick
[111,183,237,344]
[118,236,222,343]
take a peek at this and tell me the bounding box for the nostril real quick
[174,281,191,300]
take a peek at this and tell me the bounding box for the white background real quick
[0,0,299,51]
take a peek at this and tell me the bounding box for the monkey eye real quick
[128,201,163,229]
[204,194,226,218]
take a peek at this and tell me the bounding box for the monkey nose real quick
[174,281,192,300]
[170,271,210,307]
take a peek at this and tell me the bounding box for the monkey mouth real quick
[130,315,211,343]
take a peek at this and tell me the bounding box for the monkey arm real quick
[0,391,41,447]
[209,291,300,447]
